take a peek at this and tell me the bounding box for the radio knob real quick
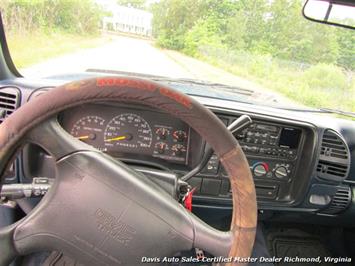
[253,164,267,177]
[275,166,288,179]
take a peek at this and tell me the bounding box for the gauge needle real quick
[105,135,127,142]
[77,133,96,141]
[77,135,90,140]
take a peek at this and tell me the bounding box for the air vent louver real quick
[316,130,350,181]
[322,186,351,214]
[0,87,20,124]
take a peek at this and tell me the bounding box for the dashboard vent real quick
[0,87,20,124]
[320,130,349,159]
[316,130,350,181]
[322,186,351,215]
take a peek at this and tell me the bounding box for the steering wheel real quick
[0,77,257,265]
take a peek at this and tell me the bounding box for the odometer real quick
[104,113,152,149]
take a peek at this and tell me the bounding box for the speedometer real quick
[104,113,152,149]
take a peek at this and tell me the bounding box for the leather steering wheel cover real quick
[0,77,257,262]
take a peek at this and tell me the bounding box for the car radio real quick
[236,122,302,160]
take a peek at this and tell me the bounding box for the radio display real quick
[279,128,302,149]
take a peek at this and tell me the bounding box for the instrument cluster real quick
[60,104,190,164]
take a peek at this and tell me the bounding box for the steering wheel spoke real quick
[8,151,195,265]
[0,222,20,265]
[25,116,96,160]
[189,213,232,257]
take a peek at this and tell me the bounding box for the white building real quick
[98,1,153,37]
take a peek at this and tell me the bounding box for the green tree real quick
[151,0,202,49]
[151,0,352,69]
[336,27,355,70]
[0,0,103,34]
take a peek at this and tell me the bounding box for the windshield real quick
[0,0,354,115]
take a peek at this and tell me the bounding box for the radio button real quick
[251,146,259,153]
[261,133,268,138]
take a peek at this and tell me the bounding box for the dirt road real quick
[21,34,288,103]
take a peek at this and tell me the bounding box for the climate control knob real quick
[275,166,288,179]
[253,163,267,177]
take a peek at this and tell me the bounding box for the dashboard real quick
[60,104,193,165]
[58,103,316,207]
[1,79,355,227]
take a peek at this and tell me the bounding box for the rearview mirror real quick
[303,0,355,29]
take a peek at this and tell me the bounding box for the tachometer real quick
[104,113,152,149]
[70,116,105,147]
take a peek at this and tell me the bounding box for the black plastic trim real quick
[0,12,22,78]
[302,0,355,30]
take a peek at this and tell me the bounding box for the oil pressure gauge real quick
[173,130,187,142]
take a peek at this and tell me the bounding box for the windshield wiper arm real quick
[86,69,256,96]
[152,77,255,96]
[275,107,355,119]
[318,108,355,118]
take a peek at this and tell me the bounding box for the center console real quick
[188,112,315,207]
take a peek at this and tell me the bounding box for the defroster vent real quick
[316,130,350,181]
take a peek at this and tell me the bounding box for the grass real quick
[195,47,355,116]
[5,30,355,118]
[6,30,111,69]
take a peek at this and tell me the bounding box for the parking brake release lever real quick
[180,114,252,182]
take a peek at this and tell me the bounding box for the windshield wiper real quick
[152,77,255,96]
[85,68,255,96]
[276,107,355,119]
[86,68,287,106]
[86,69,257,97]
[318,108,355,119]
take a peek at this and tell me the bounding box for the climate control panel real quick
[250,160,293,181]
